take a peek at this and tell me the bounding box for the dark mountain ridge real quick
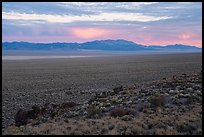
[2,40,201,51]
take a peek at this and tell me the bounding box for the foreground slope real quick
[2,71,202,135]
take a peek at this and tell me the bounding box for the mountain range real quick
[2,39,202,51]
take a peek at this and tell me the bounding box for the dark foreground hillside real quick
[2,70,202,135]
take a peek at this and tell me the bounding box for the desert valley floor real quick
[2,52,202,135]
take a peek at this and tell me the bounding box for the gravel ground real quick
[2,52,202,128]
[2,70,202,135]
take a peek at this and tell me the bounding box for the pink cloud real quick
[178,33,195,40]
[70,28,111,39]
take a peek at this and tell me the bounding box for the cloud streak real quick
[2,11,172,23]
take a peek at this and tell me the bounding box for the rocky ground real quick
[2,71,202,135]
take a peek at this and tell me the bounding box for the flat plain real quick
[2,52,202,132]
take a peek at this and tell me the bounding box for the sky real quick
[2,2,202,47]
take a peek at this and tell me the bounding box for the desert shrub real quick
[113,86,123,94]
[172,75,177,80]
[130,125,145,135]
[155,128,166,135]
[185,96,194,105]
[136,103,150,113]
[195,128,202,135]
[30,105,42,118]
[64,118,69,123]
[15,109,28,127]
[87,105,101,118]
[149,93,165,107]
[165,126,178,135]
[109,107,135,117]
[177,123,197,134]
[51,111,58,118]
[60,102,77,109]
[99,98,107,103]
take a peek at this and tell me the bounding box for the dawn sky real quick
[2,2,202,47]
